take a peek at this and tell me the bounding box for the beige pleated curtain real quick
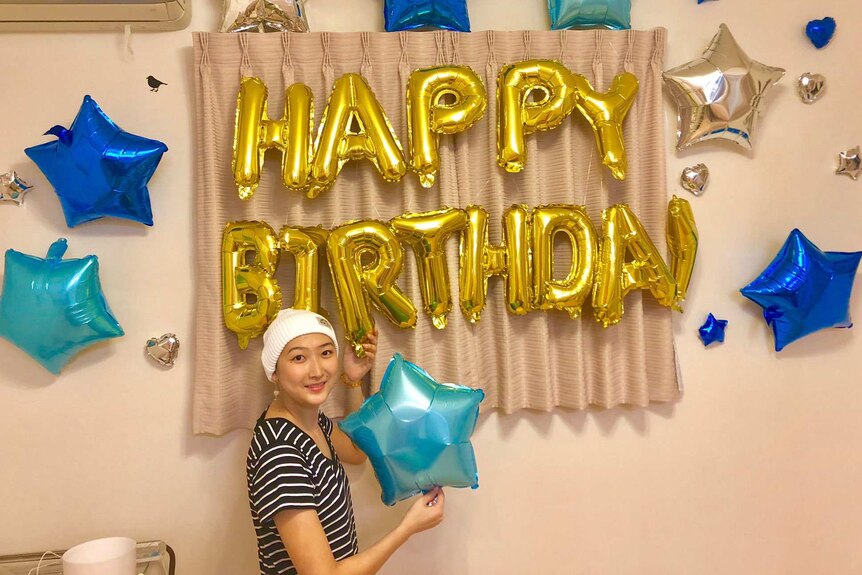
[192,29,677,436]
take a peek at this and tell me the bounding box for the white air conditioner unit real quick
[0,0,191,32]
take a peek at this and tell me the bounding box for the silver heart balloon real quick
[146,333,180,367]
[680,163,709,196]
[797,73,826,104]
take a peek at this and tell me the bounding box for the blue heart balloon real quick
[0,239,124,374]
[340,353,484,506]
[740,229,861,352]
[384,0,470,32]
[548,0,631,30]
[805,17,836,49]
[25,96,168,227]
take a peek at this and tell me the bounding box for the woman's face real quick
[273,333,338,410]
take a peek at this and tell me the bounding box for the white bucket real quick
[62,537,136,575]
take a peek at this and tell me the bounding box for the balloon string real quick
[27,551,62,575]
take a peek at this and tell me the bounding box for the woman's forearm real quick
[344,374,367,415]
[333,524,411,575]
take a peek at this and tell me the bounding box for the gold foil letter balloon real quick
[572,72,638,180]
[232,78,314,199]
[277,225,329,313]
[531,205,597,318]
[497,60,578,173]
[459,205,532,322]
[390,207,469,329]
[222,221,282,348]
[326,220,417,355]
[496,60,638,179]
[308,74,407,198]
[406,66,487,187]
[592,204,677,327]
[665,196,698,306]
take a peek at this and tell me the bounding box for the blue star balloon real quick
[698,313,728,346]
[0,239,124,374]
[340,353,484,505]
[740,229,861,352]
[548,0,631,30]
[384,0,470,32]
[25,96,168,227]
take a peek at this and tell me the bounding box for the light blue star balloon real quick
[548,0,631,30]
[740,229,861,352]
[0,239,124,374]
[340,353,484,505]
[384,0,470,32]
[25,96,168,227]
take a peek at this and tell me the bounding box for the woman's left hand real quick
[343,328,378,382]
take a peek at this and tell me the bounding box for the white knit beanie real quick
[261,309,339,382]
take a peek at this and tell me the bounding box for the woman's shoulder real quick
[250,416,303,454]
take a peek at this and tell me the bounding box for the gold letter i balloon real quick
[327,220,417,355]
[277,225,329,313]
[232,77,314,199]
[222,221,282,348]
[406,65,487,188]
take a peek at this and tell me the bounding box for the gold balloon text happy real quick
[232,62,638,199]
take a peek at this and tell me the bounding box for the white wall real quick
[1,1,861,573]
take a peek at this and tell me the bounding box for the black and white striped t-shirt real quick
[247,412,359,575]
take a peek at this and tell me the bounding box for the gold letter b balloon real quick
[222,221,282,348]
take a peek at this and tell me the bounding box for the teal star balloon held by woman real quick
[25,96,168,227]
[340,353,485,506]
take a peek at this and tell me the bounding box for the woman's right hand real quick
[399,487,445,536]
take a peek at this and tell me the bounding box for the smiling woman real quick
[247,308,446,575]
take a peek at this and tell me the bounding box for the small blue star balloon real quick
[0,239,124,374]
[340,353,484,506]
[384,0,470,32]
[548,0,631,30]
[740,229,861,352]
[805,17,836,49]
[25,96,168,227]
[698,313,728,346]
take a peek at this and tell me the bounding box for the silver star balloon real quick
[836,146,861,180]
[220,0,308,33]
[0,171,33,205]
[663,24,785,151]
